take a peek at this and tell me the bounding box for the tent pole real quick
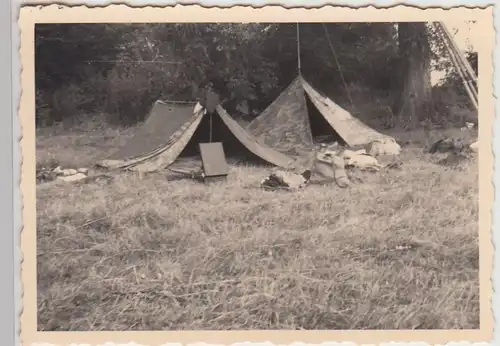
[441,30,478,110]
[435,23,478,110]
[438,21,477,83]
[209,113,213,142]
[296,23,301,75]
[437,23,478,103]
[436,22,478,102]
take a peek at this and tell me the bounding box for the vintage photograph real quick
[33,11,484,333]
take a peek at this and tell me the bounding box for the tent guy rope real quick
[295,23,355,110]
[321,23,355,110]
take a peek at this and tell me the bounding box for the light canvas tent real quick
[97,100,295,173]
[246,75,395,158]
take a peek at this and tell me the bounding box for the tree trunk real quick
[393,23,432,129]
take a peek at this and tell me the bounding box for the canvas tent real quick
[246,75,395,158]
[97,100,295,173]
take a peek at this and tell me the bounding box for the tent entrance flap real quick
[301,78,391,146]
[172,105,294,169]
[215,105,295,168]
[128,109,206,172]
[304,93,345,144]
[107,101,198,161]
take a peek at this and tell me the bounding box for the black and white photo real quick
[21,5,493,342]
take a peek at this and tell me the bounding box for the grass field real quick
[36,125,479,331]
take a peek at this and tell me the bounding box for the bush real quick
[431,85,477,126]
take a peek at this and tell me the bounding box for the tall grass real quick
[36,126,479,331]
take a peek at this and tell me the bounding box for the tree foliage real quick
[35,22,473,127]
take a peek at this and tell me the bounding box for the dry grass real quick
[36,126,479,331]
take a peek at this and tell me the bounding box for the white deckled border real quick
[14,1,498,346]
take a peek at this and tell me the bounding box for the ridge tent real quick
[246,75,395,157]
[96,99,295,173]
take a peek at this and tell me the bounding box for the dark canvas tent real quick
[246,75,395,158]
[97,100,295,173]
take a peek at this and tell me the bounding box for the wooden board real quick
[199,142,229,178]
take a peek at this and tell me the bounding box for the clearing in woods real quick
[36,125,479,331]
